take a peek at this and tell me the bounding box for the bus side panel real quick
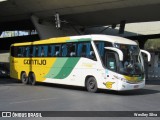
[10,57,24,80]
[10,56,118,90]
[43,58,104,87]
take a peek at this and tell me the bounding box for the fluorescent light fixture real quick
[0,0,7,2]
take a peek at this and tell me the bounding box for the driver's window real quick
[105,52,117,72]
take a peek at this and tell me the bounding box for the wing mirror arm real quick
[140,49,151,62]
[104,47,123,61]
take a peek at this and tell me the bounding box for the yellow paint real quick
[10,57,57,82]
[105,82,115,89]
[124,76,139,83]
[81,63,93,68]
[12,37,70,46]
[10,36,71,82]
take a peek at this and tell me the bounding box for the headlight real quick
[121,78,128,82]
[113,75,128,82]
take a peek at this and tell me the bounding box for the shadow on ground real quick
[0,78,160,96]
[98,88,160,96]
[37,82,160,96]
[0,77,21,86]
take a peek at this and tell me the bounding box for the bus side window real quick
[55,45,61,57]
[38,46,48,57]
[51,45,55,57]
[81,43,86,57]
[37,46,42,57]
[22,47,25,57]
[17,47,23,57]
[33,46,39,57]
[48,45,53,57]
[29,46,33,57]
[22,47,26,57]
[43,46,48,57]
[77,42,96,60]
[62,44,67,57]
[95,42,104,57]
[77,43,83,57]
[35,46,38,57]
[88,43,96,60]
[86,43,91,58]
[100,42,104,57]
[25,47,30,57]
[48,45,55,57]
[69,43,76,57]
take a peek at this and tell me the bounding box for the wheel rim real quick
[29,73,35,85]
[29,75,33,83]
[22,74,27,83]
[88,80,95,89]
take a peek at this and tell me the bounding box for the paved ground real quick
[0,77,160,119]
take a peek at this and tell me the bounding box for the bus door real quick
[105,51,118,72]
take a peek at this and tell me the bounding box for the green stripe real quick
[45,58,80,79]
[54,58,80,79]
[45,58,68,78]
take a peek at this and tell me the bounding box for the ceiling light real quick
[0,0,7,2]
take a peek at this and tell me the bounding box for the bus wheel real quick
[21,72,28,84]
[86,77,98,93]
[28,73,36,86]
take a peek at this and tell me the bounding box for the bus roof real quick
[11,34,137,47]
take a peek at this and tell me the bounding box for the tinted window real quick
[95,41,113,57]
[77,42,96,60]
[48,45,55,57]
[40,46,48,57]
[68,43,76,57]
[55,45,61,57]
[62,44,68,57]
[33,46,39,57]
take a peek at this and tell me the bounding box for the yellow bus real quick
[10,35,151,92]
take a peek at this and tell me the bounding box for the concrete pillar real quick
[31,15,80,39]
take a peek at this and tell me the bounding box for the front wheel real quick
[28,73,36,85]
[86,77,98,93]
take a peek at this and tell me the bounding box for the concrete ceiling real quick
[0,0,160,26]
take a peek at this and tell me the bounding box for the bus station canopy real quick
[144,38,160,51]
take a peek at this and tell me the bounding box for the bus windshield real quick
[114,43,143,76]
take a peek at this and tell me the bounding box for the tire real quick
[86,77,98,93]
[21,72,28,84]
[28,72,36,85]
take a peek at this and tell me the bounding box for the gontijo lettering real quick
[24,59,46,65]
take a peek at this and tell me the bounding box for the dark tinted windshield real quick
[114,43,143,75]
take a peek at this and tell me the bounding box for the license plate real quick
[134,85,139,89]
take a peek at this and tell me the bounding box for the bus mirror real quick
[140,49,151,62]
[105,47,123,61]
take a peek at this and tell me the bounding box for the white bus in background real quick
[10,35,151,92]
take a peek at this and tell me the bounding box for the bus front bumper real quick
[117,81,145,91]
